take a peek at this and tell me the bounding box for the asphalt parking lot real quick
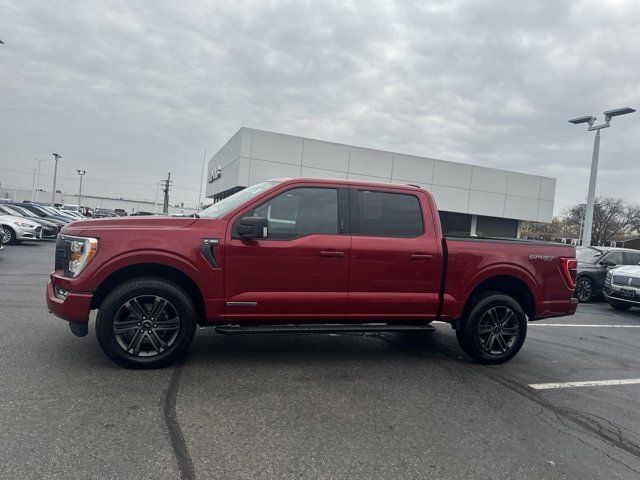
[2,241,640,479]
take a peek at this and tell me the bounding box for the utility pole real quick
[51,153,62,205]
[161,172,172,214]
[76,170,86,210]
[33,159,47,202]
[198,149,207,210]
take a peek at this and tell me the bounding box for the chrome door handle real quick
[320,251,345,258]
[411,254,433,261]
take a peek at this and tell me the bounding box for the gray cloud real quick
[1,0,639,212]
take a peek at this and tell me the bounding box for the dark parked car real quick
[575,246,640,303]
[113,209,128,216]
[93,208,115,218]
[14,203,73,224]
[131,211,154,216]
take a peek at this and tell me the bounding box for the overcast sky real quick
[1,0,639,213]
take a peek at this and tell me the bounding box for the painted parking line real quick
[529,324,640,328]
[529,379,640,390]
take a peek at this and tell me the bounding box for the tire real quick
[575,277,593,303]
[456,292,527,364]
[1,226,16,245]
[610,302,632,312]
[96,277,197,369]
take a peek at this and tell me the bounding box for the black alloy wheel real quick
[476,305,520,356]
[96,277,197,369]
[575,277,593,303]
[112,295,181,357]
[456,292,527,364]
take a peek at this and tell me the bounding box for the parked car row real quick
[0,201,85,245]
[575,245,640,312]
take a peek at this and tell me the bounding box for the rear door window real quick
[351,190,423,238]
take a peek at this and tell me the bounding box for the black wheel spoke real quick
[127,329,145,353]
[499,310,514,326]
[478,325,492,334]
[149,298,167,321]
[149,330,167,351]
[501,326,519,336]
[155,317,180,331]
[126,298,148,321]
[113,319,140,335]
[495,334,508,352]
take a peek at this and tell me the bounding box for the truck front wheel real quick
[96,277,197,369]
[456,292,527,364]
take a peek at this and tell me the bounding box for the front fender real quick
[86,249,214,297]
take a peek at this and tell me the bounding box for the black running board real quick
[214,323,435,335]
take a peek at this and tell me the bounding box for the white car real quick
[604,265,640,311]
[0,214,42,244]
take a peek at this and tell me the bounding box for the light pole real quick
[76,170,86,210]
[569,107,635,246]
[51,153,62,205]
[32,159,47,201]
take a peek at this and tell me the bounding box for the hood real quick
[63,215,199,232]
[611,265,640,276]
[0,214,39,227]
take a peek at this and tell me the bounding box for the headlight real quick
[63,236,98,277]
[15,222,36,228]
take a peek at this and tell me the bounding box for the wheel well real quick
[91,263,206,325]
[465,275,535,319]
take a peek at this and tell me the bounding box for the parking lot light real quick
[569,107,635,247]
[51,153,62,205]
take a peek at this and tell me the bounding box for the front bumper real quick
[46,274,93,324]
[16,225,42,241]
[604,283,640,306]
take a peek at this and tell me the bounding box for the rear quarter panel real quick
[441,238,576,321]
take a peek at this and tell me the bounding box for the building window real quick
[439,211,471,237]
[476,216,518,238]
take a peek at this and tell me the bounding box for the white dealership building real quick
[206,127,555,238]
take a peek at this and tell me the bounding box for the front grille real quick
[612,275,640,287]
[54,235,66,271]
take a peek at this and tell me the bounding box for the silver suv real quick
[604,265,640,311]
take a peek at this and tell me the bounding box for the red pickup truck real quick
[47,178,578,368]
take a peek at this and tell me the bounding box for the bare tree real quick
[563,197,640,246]
[521,218,572,241]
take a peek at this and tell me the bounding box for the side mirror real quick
[235,216,268,239]
[600,260,616,267]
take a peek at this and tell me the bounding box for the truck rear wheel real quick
[96,277,197,369]
[456,292,527,364]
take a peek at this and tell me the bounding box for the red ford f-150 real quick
[47,178,578,368]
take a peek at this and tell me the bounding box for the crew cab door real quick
[347,188,442,320]
[224,185,350,321]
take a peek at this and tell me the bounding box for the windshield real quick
[41,206,61,215]
[576,246,603,264]
[198,181,279,219]
[10,206,36,217]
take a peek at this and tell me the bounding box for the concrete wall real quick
[206,128,556,222]
[0,187,197,215]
